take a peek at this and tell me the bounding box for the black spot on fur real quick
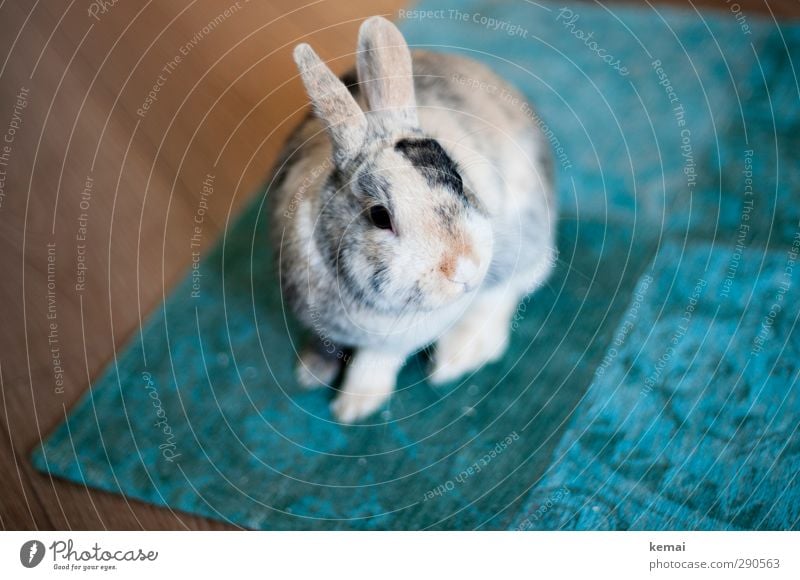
[394,138,466,202]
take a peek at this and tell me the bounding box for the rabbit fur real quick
[270,16,556,422]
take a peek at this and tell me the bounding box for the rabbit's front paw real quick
[330,350,404,423]
[331,387,392,423]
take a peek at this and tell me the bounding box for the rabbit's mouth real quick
[448,279,478,294]
[442,254,483,294]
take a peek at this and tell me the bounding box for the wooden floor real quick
[0,0,797,530]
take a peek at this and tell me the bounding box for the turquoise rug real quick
[33,1,800,529]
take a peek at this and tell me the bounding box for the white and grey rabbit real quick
[270,16,556,422]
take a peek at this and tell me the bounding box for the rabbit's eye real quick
[368,205,394,231]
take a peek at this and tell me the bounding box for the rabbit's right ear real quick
[293,43,367,164]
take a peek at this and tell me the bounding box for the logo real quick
[20,540,46,568]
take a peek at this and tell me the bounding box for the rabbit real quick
[270,16,556,423]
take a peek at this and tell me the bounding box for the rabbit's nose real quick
[449,256,482,293]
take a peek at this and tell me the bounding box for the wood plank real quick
[0,0,406,530]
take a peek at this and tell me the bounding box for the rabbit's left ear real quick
[293,43,368,164]
[356,16,418,127]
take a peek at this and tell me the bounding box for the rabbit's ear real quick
[294,43,367,163]
[356,16,418,127]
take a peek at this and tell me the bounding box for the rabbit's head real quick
[293,16,493,312]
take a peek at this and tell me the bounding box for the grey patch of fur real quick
[394,138,466,202]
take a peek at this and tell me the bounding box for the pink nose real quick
[450,256,482,292]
